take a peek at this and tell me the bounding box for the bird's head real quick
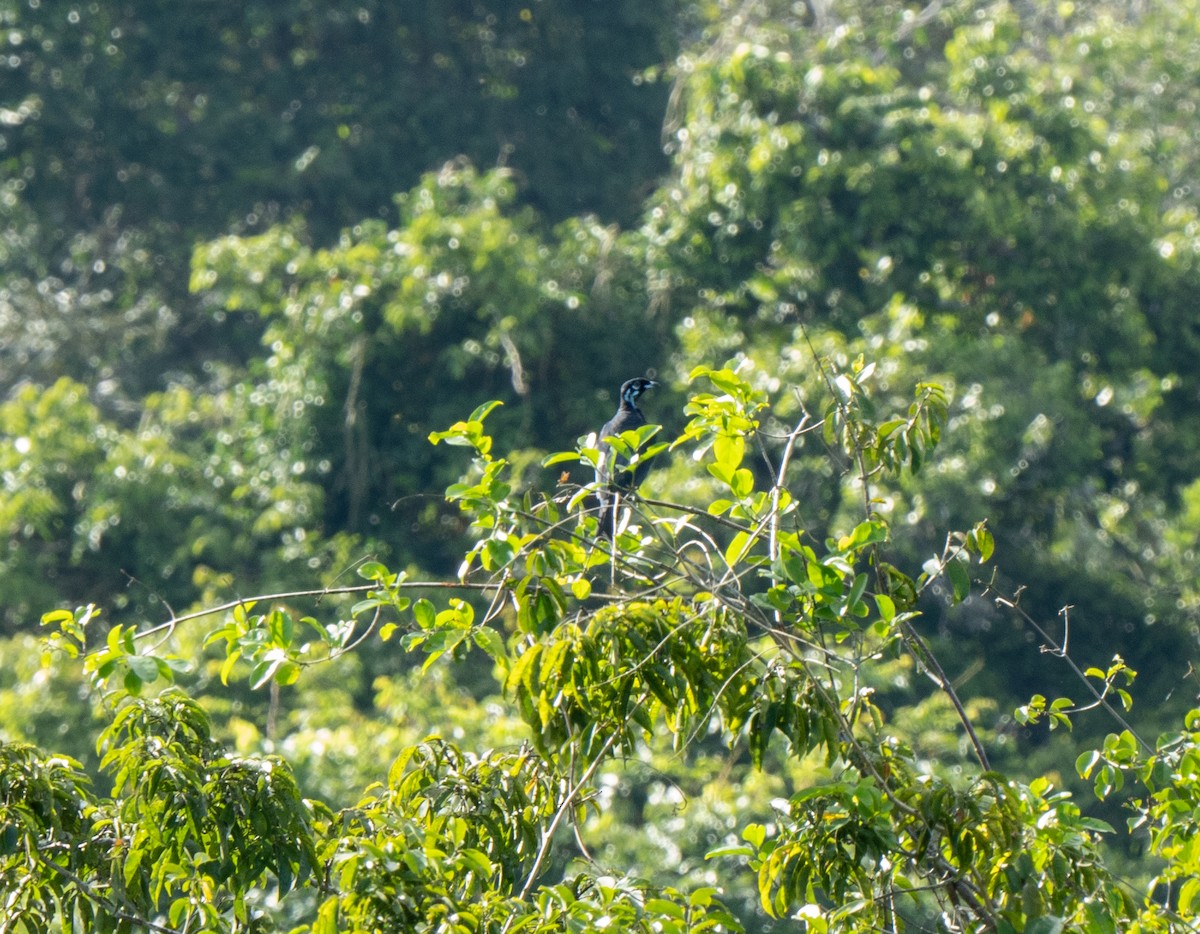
[621,377,657,407]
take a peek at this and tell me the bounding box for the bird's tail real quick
[596,492,618,539]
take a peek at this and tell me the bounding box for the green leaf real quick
[124,845,145,890]
[742,823,767,849]
[725,530,754,567]
[713,433,745,470]
[40,608,74,627]
[250,658,282,690]
[708,498,734,516]
[233,601,256,624]
[875,593,896,622]
[700,367,746,396]
[1178,877,1200,916]
[127,654,162,684]
[845,573,869,616]
[705,844,754,860]
[220,649,242,686]
[469,400,503,422]
[108,623,132,656]
[267,608,295,646]
[413,599,436,630]
[542,450,580,467]
[645,898,685,920]
[357,560,389,581]
[169,896,190,928]
[837,519,888,552]
[473,626,506,662]
[975,526,995,561]
[314,896,340,934]
[421,629,468,672]
[946,556,971,604]
[778,547,807,585]
[707,462,734,485]
[730,468,754,498]
[907,428,925,472]
[1076,749,1100,779]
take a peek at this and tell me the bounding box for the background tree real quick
[0,0,681,402]
[6,0,1200,929]
[646,0,1200,762]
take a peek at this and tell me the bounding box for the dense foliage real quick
[6,0,1200,930]
[12,369,1200,932]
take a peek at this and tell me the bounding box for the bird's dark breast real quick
[595,377,656,537]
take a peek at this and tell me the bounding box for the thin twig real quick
[991,590,1148,751]
[132,580,510,642]
[768,410,811,563]
[899,618,990,771]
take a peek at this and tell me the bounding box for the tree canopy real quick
[6,0,1200,931]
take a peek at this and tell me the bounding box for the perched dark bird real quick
[595,377,657,537]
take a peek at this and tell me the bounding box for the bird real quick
[595,377,657,538]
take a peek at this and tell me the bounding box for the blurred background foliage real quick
[5,0,1200,927]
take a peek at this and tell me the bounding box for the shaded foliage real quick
[7,1,1200,931]
[0,0,680,401]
